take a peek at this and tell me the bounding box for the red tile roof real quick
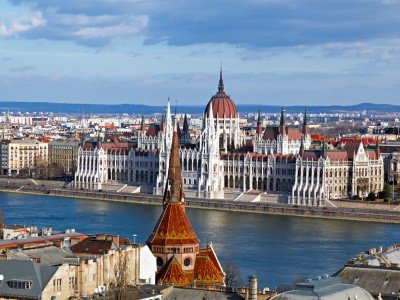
[146,201,200,246]
[70,237,116,255]
[157,256,194,286]
[194,245,225,286]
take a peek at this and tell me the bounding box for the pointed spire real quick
[183,114,190,138]
[164,120,184,205]
[256,109,263,136]
[280,107,285,126]
[299,138,305,158]
[218,64,224,92]
[165,97,173,136]
[140,114,145,132]
[279,107,286,135]
[166,98,171,121]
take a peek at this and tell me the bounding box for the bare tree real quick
[223,260,244,288]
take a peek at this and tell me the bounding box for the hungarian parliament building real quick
[74,71,384,207]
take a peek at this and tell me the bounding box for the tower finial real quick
[256,109,263,136]
[280,107,285,126]
[218,64,224,92]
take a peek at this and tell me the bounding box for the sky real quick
[0,0,400,106]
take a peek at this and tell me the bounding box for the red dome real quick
[204,92,237,119]
[204,70,237,119]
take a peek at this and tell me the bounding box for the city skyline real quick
[1,0,400,105]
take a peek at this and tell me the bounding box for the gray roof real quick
[335,266,400,299]
[163,287,245,300]
[7,245,76,266]
[271,277,373,300]
[352,247,400,268]
[0,259,58,299]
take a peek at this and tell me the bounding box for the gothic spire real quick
[299,138,305,158]
[140,114,145,132]
[256,109,263,136]
[279,107,286,135]
[183,114,190,137]
[163,120,184,206]
[218,65,224,92]
[280,107,285,126]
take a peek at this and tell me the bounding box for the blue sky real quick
[0,0,400,106]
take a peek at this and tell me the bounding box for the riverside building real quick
[0,139,48,176]
[74,71,384,206]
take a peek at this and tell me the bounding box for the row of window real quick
[7,280,32,290]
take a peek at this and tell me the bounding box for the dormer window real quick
[7,280,32,289]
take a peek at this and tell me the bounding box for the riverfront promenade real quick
[0,178,400,224]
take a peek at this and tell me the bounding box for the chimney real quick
[95,233,106,241]
[112,235,120,247]
[249,275,257,300]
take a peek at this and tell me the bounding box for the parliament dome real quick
[204,70,237,119]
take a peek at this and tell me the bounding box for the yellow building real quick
[6,139,48,176]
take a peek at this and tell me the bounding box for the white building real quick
[74,71,384,206]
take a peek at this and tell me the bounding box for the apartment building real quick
[0,139,48,176]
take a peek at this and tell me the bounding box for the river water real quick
[1,192,399,288]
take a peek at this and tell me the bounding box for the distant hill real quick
[0,101,399,115]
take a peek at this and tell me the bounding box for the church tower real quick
[147,121,225,286]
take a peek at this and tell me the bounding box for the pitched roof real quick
[336,266,400,298]
[0,259,58,299]
[194,245,225,286]
[7,245,75,266]
[262,125,302,141]
[146,201,199,246]
[70,237,117,255]
[157,256,194,286]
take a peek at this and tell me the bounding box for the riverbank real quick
[1,180,400,224]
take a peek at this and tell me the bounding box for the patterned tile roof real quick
[157,256,194,286]
[146,201,200,246]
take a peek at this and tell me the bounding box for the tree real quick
[367,192,376,201]
[223,260,244,288]
[380,183,391,199]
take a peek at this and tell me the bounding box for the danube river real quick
[1,192,400,288]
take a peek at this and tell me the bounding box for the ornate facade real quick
[74,71,384,206]
[253,108,311,155]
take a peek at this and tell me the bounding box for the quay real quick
[0,178,399,224]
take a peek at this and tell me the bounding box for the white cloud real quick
[322,41,373,56]
[73,16,148,39]
[0,11,45,37]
